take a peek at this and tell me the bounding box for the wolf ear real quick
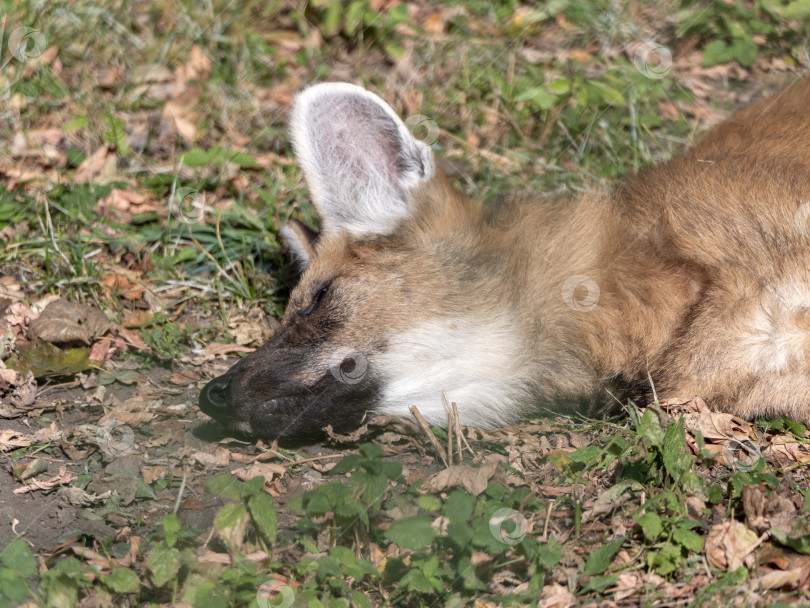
[280,219,318,271]
[290,82,435,238]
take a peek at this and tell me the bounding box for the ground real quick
[1,1,810,607]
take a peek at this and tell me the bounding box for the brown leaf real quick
[228,309,276,347]
[13,466,75,494]
[324,414,422,446]
[705,520,762,570]
[538,583,576,608]
[88,340,115,363]
[205,342,256,358]
[231,461,287,485]
[162,84,201,143]
[743,480,799,534]
[3,301,35,341]
[0,367,37,417]
[422,12,446,34]
[193,448,230,467]
[101,272,145,301]
[10,128,64,165]
[611,572,670,601]
[421,454,504,495]
[175,45,212,86]
[678,397,750,441]
[122,311,155,329]
[96,188,159,221]
[763,434,810,467]
[0,428,32,451]
[73,144,118,183]
[757,564,810,590]
[28,298,110,345]
[168,370,201,385]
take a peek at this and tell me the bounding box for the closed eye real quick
[299,281,332,317]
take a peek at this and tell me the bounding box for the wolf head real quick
[198,83,580,442]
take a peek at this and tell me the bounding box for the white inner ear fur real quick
[280,224,312,270]
[290,82,435,238]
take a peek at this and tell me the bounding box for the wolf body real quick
[199,79,810,442]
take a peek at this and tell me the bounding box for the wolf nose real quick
[199,374,232,416]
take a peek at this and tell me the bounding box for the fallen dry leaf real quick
[193,447,230,467]
[421,454,504,495]
[96,188,159,222]
[705,520,764,571]
[28,298,110,345]
[0,367,37,416]
[168,370,201,385]
[13,466,75,494]
[205,342,256,358]
[3,301,36,341]
[175,45,212,86]
[231,461,287,486]
[73,144,118,183]
[762,434,810,467]
[757,567,809,591]
[0,429,32,451]
[101,272,145,301]
[325,414,422,444]
[611,571,670,601]
[98,397,156,427]
[228,308,275,346]
[675,397,750,442]
[743,480,800,534]
[538,582,576,608]
[72,537,140,570]
[162,84,201,143]
[58,486,113,507]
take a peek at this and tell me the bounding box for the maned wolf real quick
[199,78,810,442]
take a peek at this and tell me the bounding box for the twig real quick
[172,473,188,514]
[410,405,449,467]
[42,196,75,275]
[446,410,454,465]
[452,401,475,456]
[443,391,468,462]
[442,392,455,464]
[542,500,554,541]
[285,454,344,467]
[451,401,465,459]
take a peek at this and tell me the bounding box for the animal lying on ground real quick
[199,77,810,443]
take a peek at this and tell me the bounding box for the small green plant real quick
[677,0,810,67]
[0,538,37,607]
[139,314,204,359]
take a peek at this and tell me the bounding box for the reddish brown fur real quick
[200,78,810,441]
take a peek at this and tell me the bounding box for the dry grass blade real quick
[410,404,449,468]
